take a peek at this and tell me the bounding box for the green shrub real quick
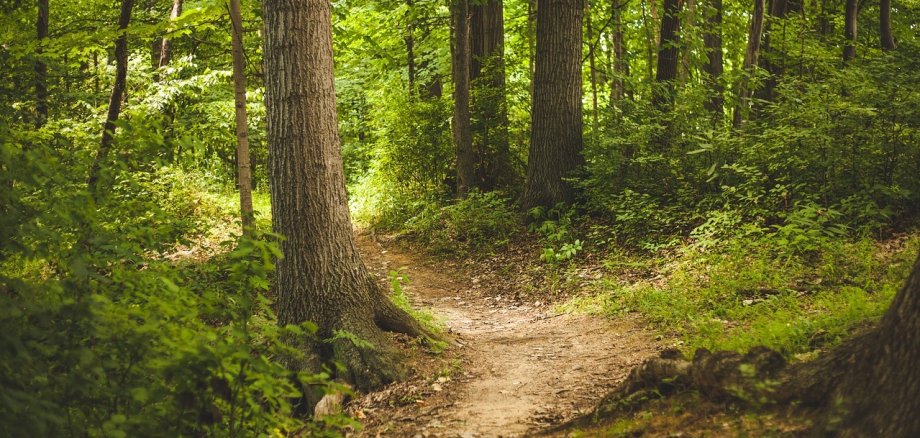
[405,191,519,255]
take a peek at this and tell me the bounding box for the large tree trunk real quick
[520,0,583,210]
[229,0,253,231]
[35,0,48,128]
[880,0,895,50]
[470,0,513,191]
[731,0,765,128]
[86,0,134,198]
[451,0,476,196]
[261,0,429,397]
[702,0,724,122]
[819,251,920,435]
[653,0,681,109]
[843,0,857,62]
[585,251,920,436]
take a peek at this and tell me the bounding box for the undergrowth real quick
[558,231,920,359]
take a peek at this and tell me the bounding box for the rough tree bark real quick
[702,0,724,122]
[229,0,253,231]
[86,0,134,198]
[653,0,681,109]
[451,0,476,196]
[158,0,183,69]
[843,0,857,62]
[35,0,48,128]
[470,0,513,191]
[261,0,430,397]
[880,0,895,50]
[731,0,765,129]
[582,250,920,436]
[520,0,583,211]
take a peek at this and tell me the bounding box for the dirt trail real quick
[355,236,659,437]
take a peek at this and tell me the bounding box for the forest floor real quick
[349,234,662,437]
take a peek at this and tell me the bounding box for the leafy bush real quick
[0,141,348,437]
[528,204,584,263]
[404,191,518,255]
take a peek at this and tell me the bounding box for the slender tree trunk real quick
[680,0,695,84]
[35,0,48,128]
[261,0,429,398]
[756,0,788,105]
[653,0,681,109]
[406,0,416,89]
[702,0,724,121]
[470,0,513,190]
[159,0,183,69]
[451,0,476,196]
[818,0,833,36]
[586,0,599,126]
[86,0,134,198]
[528,0,537,96]
[229,0,253,231]
[641,0,656,82]
[843,0,857,62]
[880,0,895,50]
[610,0,628,105]
[732,0,765,128]
[520,0,583,210]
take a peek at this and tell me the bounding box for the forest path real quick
[355,235,659,437]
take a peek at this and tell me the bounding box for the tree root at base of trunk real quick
[569,326,919,437]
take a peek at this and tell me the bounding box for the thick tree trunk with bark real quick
[470,0,513,191]
[520,0,583,211]
[229,0,253,231]
[158,0,183,69]
[86,0,134,198]
[880,0,895,50]
[732,0,764,128]
[583,251,920,436]
[843,0,857,62]
[451,0,476,196]
[653,0,681,109]
[35,0,48,128]
[262,0,429,397]
[702,0,723,121]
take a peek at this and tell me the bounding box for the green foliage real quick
[1,131,343,436]
[403,191,519,256]
[528,204,584,263]
[561,233,920,358]
[388,271,447,352]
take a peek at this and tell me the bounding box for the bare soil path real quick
[354,236,660,437]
